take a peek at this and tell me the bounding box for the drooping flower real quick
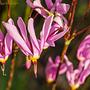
[26,0,69,49]
[2,16,53,77]
[3,15,68,77]
[41,23,68,49]
[26,0,70,17]
[0,19,13,64]
[77,35,90,61]
[26,0,70,27]
[45,56,67,83]
[0,19,13,75]
[65,55,90,90]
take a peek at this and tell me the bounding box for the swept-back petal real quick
[45,0,53,9]
[59,63,67,75]
[79,65,90,85]
[0,30,4,41]
[4,33,13,55]
[64,55,73,73]
[54,16,63,27]
[77,35,90,61]
[55,56,60,65]
[17,17,27,41]
[26,0,47,18]
[28,18,40,51]
[56,3,70,14]
[33,0,42,7]
[46,40,55,47]
[26,0,34,8]
[45,57,58,83]
[8,18,14,25]
[30,37,40,56]
[2,21,32,55]
[40,16,53,50]
[48,27,68,42]
[55,0,62,3]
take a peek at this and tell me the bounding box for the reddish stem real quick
[7,0,10,19]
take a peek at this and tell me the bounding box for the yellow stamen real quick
[0,56,8,64]
[71,84,79,90]
[44,9,54,16]
[47,78,54,83]
[30,55,40,63]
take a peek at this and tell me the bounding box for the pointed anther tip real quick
[35,72,37,78]
[33,62,38,78]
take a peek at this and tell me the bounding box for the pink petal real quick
[30,37,40,56]
[56,3,70,14]
[59,63,67,74]
[26,0,34,8]
[54,16,63,27]
[2,21,32,55]
[46,40,55,47]
[40,16,53,50]
[4,33,13,55]
[33,0,42,7]
[77,35,90,61]
[55,56,60,65]
[17,17,27,41]
[28,18,40,51]
[48,27,68,42]
[8,18,14,25]
[45,0,53,9]
[0,30,4,42]
[55,0,62,3]
[25,59,31,69]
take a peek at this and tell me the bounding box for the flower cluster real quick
[0,19,13,64]
[1,0,69,77]
[0,0,90,89]
[46,35,90,89]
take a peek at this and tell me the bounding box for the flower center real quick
[0,56,8,64]
[71,84,79,90]
[30,55,40,63]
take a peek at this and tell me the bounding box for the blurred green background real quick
[0,0,90,90]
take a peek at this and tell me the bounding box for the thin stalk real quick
[7,0,10,19]
[51,0,78,89]
[6,58,15,90]
[6,43,18,90]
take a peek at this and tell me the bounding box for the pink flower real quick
[45,56,67,83]
[26,0,70,28]
[3,15,68,76]
[65,55,90,90]
[0,19,13,64]
[77,35,90,61]
[26,0,70,17]
[2,16,53,77]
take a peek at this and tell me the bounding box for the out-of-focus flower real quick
[2,16,53,77]
[26,0,70,27]
[77,35,90,61]
[0,19,13,64]
[65,55,90,90]
[45,56,67,83]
